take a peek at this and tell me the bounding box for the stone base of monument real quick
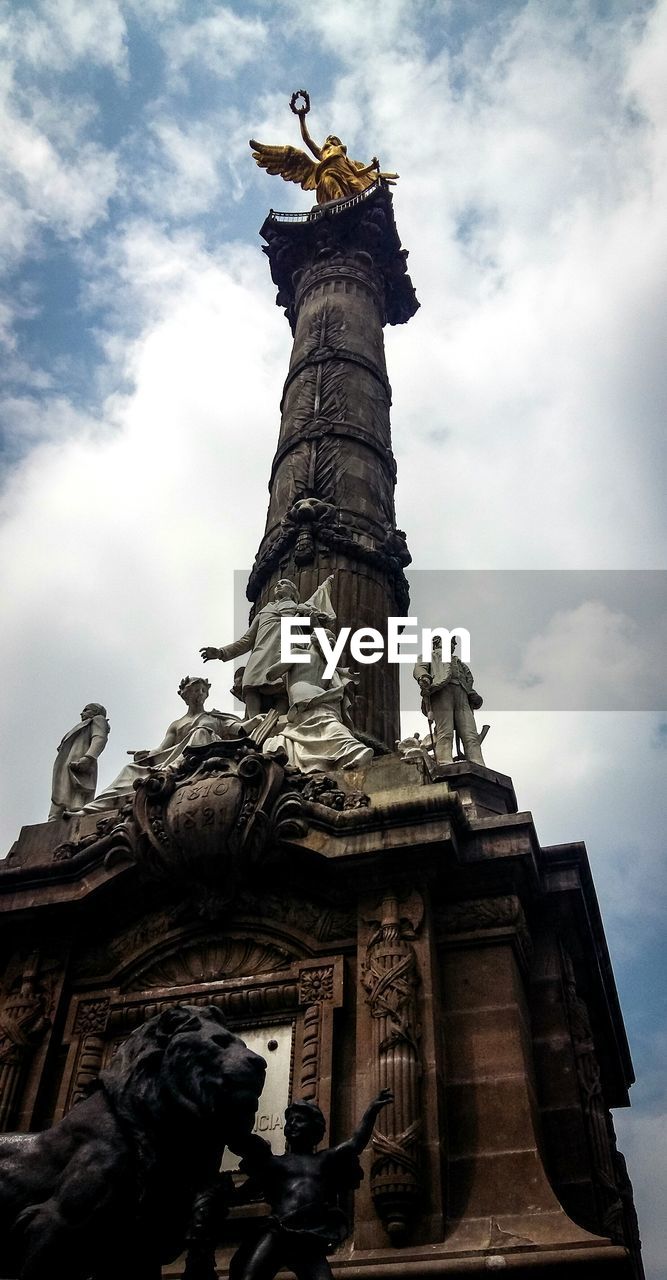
[0,751,640,1277]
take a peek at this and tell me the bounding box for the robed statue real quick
[250,89,398,205]
[48,703,110,819]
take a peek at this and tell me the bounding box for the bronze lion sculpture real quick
[0,1003,266,1280]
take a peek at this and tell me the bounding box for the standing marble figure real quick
[413,636,485,765]
[229,1090,393,1280]
[48,703,109,819]
[200,576,335,720]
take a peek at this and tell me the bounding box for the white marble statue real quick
[413,636,485,765]
[200,575,336,719]
[396,732,432,764]
[76,676,242,814]
[48,704,110,819]
[263,628,373,773]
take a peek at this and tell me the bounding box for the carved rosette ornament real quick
[132,738,286,897]
[362,891,423,1241]
[298,966,335,1104]
[68,998,111,1109]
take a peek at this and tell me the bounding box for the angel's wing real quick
[249,140,317,191]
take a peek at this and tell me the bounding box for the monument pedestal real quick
[0,755,642,1278]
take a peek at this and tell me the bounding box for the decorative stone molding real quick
[235,889,356,946]
[561,946,626,1244]
[295,959,344,1114]
[124,937,292,992]
[298,1002,323,1103]
[438,894,533,969]
[247,510,410,613]
[260,186,419,329]
[61,952,343,1127]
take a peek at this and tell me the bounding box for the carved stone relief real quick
[561,946,626,1245]
[296,964,337,1105]
[362,890,423,1241]
[0,952,51,1130]
[438,894,533,969]
[123,936,293,992]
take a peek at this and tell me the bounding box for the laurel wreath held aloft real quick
[289,89,310,116]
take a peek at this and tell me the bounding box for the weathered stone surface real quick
[0,718,643,1278]
[0,178,644,1280]
[247,188,417,749]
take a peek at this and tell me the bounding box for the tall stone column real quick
[247,185,418,748]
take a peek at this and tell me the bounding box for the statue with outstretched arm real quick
[225,1090,393,1280]
[249,89,398,206]
[200,575,335,720]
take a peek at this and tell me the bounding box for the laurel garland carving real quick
[247,509,410,609]
[362,890,423,1241]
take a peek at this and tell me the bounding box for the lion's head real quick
[100,1003,266,1152]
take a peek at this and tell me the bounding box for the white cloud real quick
[129,110,251,219]
[278,0,667,569]
[0,220,285,837]
[3,0,128,76]
[0,107,118,238]
[155,6,267,84]
[487,600,667,710]
[0,5,122,353]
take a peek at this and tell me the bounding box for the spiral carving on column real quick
[362,890,423,1242]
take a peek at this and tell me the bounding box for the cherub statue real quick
[229,1090,393,1280]
[250,89,398,205]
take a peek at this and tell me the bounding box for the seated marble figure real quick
[263,629,372,773]
[72,676,243,814]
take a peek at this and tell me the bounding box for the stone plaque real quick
[222,1022,293,1169]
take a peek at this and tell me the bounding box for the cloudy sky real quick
[0,0,665,1272]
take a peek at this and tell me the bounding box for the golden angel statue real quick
[250,89,399,205]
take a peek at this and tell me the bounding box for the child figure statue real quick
[230,1090,393,1280]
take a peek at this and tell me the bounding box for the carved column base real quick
[370,1169,420,1242]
